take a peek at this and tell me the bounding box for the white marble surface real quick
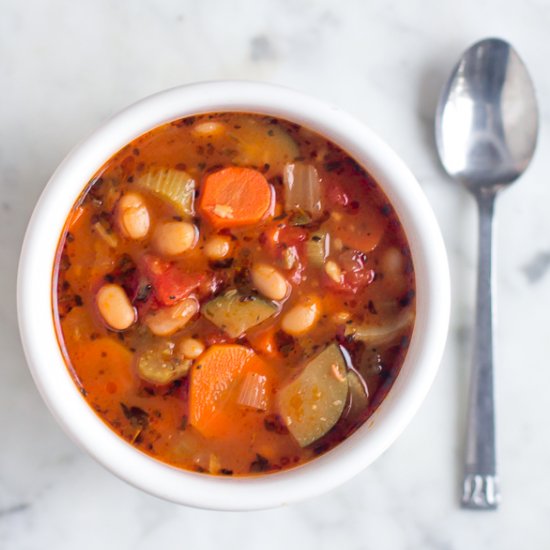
[2,0,550,548]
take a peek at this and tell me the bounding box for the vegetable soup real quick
[53,113,415,476]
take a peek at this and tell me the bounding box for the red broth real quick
[53,113,415,476]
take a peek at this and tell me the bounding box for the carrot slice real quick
[188,344,271,438]
[199,167,272,228]
[70,337,135,397]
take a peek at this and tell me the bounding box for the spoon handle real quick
[461,191,500,510]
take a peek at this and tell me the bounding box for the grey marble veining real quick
[2,0,550,548]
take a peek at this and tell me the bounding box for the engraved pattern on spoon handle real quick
[461,191,500,510]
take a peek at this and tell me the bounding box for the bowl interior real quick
[17,81,450,510]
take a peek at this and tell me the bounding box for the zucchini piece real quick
[229,117,299,169]
[137,342,192,385]
[201,290,278,338]
[278,344,349,447]
[136,168,195,216]
[305,231,329,267]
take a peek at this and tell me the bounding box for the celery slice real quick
[136,168,195,216]
[305,231,329,267]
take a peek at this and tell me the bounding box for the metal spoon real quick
[435,38,538,509]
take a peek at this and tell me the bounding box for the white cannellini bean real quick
[251,263,289,301]
[204,235,232,260]
[96,284,136,331]
[178,337,205,359]
[281,296,321,336]
[117,192,150,240]
[145,298,199,337]
[153,221,197,256]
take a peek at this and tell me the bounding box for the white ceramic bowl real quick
[17,81,450,510]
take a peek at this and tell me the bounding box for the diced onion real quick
[237,372,268,411]
[92,222,118,248]
[346,370,369,422]
[282,246,298,270]
[283,163,323,219]
[345,310,414,346]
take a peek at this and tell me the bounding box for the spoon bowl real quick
[435,38,538,509]
[436,38,538,193]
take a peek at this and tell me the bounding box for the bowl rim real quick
[17,80,450,510]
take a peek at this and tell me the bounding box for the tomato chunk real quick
[142,255,203,306]
[322,250,375,294]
